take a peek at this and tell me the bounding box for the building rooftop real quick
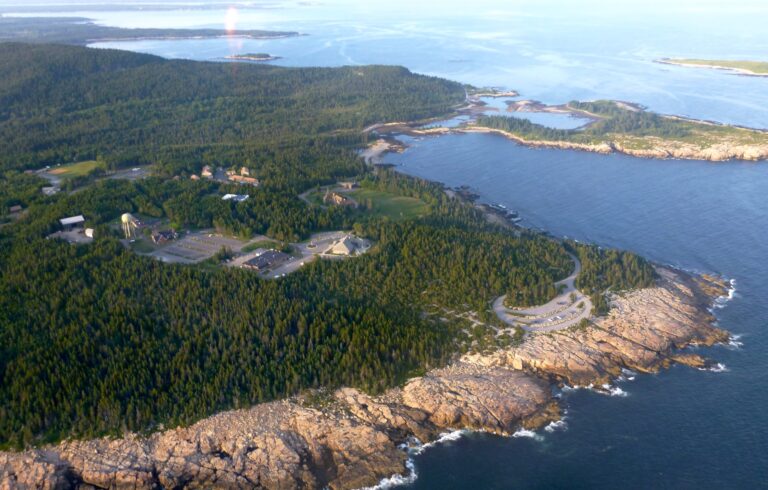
[222,194,250,202]
[59,215,85,226]
[244,250,291,271]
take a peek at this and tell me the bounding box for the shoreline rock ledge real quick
[1,267,730,489]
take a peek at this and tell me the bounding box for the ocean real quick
[4,1,767,487]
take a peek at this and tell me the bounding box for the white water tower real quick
[121,213,139,239]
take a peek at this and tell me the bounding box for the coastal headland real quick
[0,266,731,489]
[0,43,740,489]
[372,98,768,162]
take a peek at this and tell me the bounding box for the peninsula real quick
[0,265,731,488]
[657,58,768,77]
[0,43,736,488]
[380,99,768,162]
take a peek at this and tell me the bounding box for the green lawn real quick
[241,239,283,253]
[128,238,157,254]
[350,189,430,220]
[47,160,104,178]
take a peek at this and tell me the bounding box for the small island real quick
[657,58,768,77]
[225,52,281,62]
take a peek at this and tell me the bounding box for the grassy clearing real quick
[350,189,430,220]
[47,160,104,178]
[241,240,283,253]
[129,238,157,254]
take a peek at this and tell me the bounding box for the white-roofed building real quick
[222,194,250,202]
[59,215,85,230]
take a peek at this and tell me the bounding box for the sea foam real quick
[727,334,744,349]
[713,278,737,309]
[602,384,629,397]
[512,428,544,441]
[365,430,467,489]
[544,419,568,433]
[699,363,729,373]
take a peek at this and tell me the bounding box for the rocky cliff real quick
[458,127,768,162]
[0,268,730,489]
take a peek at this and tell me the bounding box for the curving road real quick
[493,254,593,333]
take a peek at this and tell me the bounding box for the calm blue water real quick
[4,1,768,487]
[12,1,766,127]
[389,133,767,489]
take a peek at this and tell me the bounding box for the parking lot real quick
[150,232,247,263]
[226,231,368,278]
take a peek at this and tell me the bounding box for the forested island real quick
[0,43,731,488]
[469,100,768,161]
[657,58,768,76]
[225,52,281,62]
[0,16,298,45]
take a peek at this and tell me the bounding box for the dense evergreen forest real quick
[0,43,465,175]
[476,100,696,142]
[0,44,656,448]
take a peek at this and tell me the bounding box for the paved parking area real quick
[151,232,247,263]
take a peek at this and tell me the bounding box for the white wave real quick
[727,334,744,349]
[601,384,628,397]
[363,458,417,490]
[512,428,544,441]
[544,419,568,433]
[699,363,729,373]
[411,429,466,455]
[561,383,594,392]
[713,278,737,309]
[617,369,637,382]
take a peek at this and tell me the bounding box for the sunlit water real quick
[3,1,768,487]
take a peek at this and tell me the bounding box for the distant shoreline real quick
[224,53,282,62]
[367,97,768,163]
[656,58,768,78]
[89,34,297,44]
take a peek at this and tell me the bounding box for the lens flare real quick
[225,6,239,33]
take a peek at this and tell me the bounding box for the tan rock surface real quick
[1,267,729,489]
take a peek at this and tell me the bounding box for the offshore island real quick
[225,53,282,62]
[0,43,739,488]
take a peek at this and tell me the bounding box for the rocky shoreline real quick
[0,267,731,489]
[377,123,768,162]
[460,126,768,162]
[373,96,768,162]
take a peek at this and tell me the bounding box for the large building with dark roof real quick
[242,250,291,272]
